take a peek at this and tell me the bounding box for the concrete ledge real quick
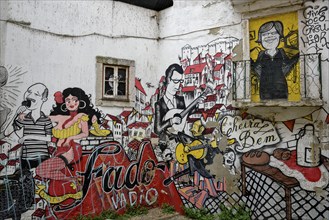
[232,99,324,108]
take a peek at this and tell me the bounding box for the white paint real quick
[2,0,326,114]
[1,0,159,115]
[220,115,280,152]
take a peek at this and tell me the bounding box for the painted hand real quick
[16,106,27,115]
[184,145,190,153]
[92,115,97,123]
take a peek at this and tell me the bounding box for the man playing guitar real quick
[154,63,186,139]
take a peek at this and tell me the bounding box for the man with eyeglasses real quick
[154,63,186,156]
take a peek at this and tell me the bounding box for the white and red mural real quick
[0,1,329,219]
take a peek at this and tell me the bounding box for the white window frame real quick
[96,56,135,107]
[103,65,129,99]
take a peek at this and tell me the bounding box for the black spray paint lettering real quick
[301,5,329,51]
[55,141,122,211]
[220,116,279,153]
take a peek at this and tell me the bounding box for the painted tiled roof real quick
[128,139,141,150]
[120,111,132,118]
[205,107,217,116]
[0,153,8,160]
[32,208,45,217]
[7,160,18,166]
[106,114,122,123]
[225,54,232,60]
[187,117,200,123]
[226,104,235,110]
[184,63,207,74]
[127,122,149,129]
[143,105,152,111]
[215,84,225,91]
[135,78,147,96]
[193,53,202,62]
[214,104,223,109]
[214,52,224,58]
[203,127,215,135]
[151,132,158,138]
[34,175,43,181]
[214,64,224,71]
[205,94,217,102]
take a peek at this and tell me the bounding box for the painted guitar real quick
[175,140,209,164]
[163,85,213,134]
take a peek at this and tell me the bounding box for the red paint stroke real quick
[43,140,182,219]
[281,150,321,182]
[283,119,296,132]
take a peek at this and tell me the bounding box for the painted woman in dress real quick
[251,21,299,100]
[36,87,105,181]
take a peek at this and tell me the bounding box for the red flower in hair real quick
[54,91,64,104]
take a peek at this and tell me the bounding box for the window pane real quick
[118,68,126,82]
[104,66,114,96]
[105,81,114,96]
[105,67,114,80]
[118,82,126,96]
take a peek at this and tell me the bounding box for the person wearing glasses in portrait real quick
[155,64,186,138]
[251,20,299,100]
[154,64,187,160]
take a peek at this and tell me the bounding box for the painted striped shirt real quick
[13,111,53,160]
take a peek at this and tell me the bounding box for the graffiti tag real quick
[300,5,329,54]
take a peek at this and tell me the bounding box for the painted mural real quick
[250,12,300,102]
[0,1,329,219]
[0,78,181,219]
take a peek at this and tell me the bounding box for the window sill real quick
[96,99,134,108]
[232,99,324,108]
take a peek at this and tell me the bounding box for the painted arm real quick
[282,51,299,76]
[3,106,26,137]
[155,101,169,134]
[250,52,264,78]
[64,116,89,144]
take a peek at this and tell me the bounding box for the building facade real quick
[0,0,328,219]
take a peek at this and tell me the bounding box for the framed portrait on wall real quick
[249,11,300,102]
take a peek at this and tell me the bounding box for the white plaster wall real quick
[1,0,328,117]
[1,0,159,115]
[157,0,329,127]
[157,0,243,77]
[298,0,329,107]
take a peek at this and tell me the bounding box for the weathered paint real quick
[0,0,329,219]
[249,11,300,102]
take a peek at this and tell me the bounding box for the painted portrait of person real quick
[250,12,300,101]
[4,83,53,170]
[36,87,108,182]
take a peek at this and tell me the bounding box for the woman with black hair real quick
[36,87,108,181]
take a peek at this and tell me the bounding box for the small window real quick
[96,57,135,107]
[104,65,128,99]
